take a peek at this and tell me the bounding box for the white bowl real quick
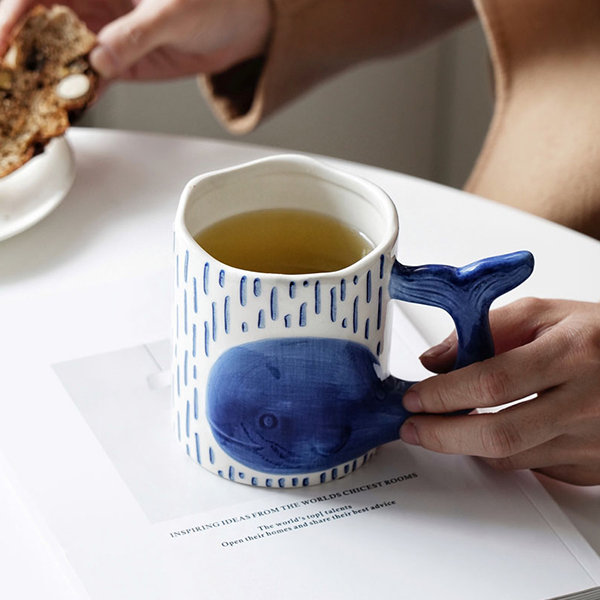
[0,136,75,241]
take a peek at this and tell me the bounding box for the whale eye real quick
[259,413,278,429]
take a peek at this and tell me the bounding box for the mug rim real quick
[174,153,399,280]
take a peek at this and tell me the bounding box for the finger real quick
[420,297,558,374]
[419,331,457,373]
[400,388,571,458]
[90,3,174,78]
[0,0,33,54]
[534,464,600,486]
[403,324,575,414]
[480,434,596,472]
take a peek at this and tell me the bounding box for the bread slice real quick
[0,5,97,178]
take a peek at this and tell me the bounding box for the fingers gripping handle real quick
[389,251,534,369]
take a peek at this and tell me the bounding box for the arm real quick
[202,0,476,133]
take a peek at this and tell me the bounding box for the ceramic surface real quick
[0,137,75,241]
[173,155,533,487]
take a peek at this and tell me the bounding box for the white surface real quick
[1,128,599,597]
[0,137,76,241]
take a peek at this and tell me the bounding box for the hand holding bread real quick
[1,0,271,79]
[0,0,271,176]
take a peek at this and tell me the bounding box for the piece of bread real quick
[0,5,98,178]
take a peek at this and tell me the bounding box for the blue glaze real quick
[203,262,209,295]
[330,288,337,322]
[389,251,534,368]
[299,303,307,327]
[184,350,188,386]
[193,277,198,313]
[206,337,413,474]
[240,276,247,306]
[211,302,217,341]
[183,290,188,335]
[270,287,278,320]
[224,296,230,333]
[314,281,321,314]
[186,399,190,437]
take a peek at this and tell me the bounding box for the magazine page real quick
[1,265,599,600]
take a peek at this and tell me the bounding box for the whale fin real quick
[389,251,534,368]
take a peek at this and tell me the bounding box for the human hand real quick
[0,0,272,79]
[400,298,600,486]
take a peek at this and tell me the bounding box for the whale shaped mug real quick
[172,155,534,488]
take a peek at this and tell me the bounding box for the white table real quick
[2,128,599,598]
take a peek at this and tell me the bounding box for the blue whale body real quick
[206,338,412,474]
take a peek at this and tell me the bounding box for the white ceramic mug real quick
[172,154,533,488]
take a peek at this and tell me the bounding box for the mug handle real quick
[389,251,535,370]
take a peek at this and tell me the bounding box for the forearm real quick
[202,0,476,133]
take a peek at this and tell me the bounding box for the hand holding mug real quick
[401,298,600,486]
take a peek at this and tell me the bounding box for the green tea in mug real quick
[194,208,374,274]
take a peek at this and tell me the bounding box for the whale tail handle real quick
[389,251,534,369]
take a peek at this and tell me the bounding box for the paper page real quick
[1,266,599,600]
[0,455,82,600]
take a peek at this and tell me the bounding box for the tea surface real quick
[194,209,374,274]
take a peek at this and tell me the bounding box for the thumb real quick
[419,331,457,373]
[419,298,549,373]
[90,4,167,79]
